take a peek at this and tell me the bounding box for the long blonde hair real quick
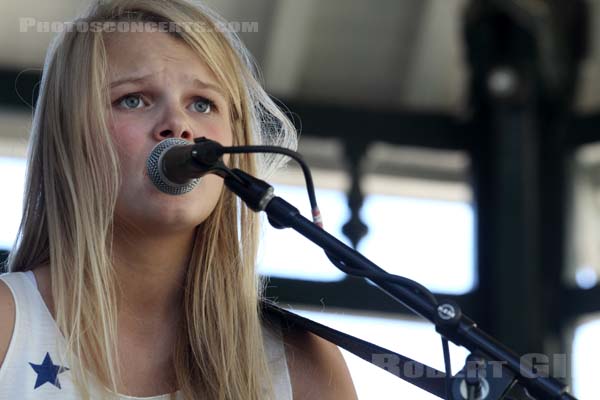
[7,1,297,399]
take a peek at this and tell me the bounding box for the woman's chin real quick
[114,206,205,235]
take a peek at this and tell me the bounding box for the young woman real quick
[0,1,358,399]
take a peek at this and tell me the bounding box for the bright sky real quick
[258,184,476,294]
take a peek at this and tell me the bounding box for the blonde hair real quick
[7,0,297,399]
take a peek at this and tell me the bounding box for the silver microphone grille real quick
[146,138,200,195]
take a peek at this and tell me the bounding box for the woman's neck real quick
[111,226,196,327]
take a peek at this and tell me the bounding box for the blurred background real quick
[2,0,600,398]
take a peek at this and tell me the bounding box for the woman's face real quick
[106,31,233,234]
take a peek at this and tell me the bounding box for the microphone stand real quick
[223,168,576,400]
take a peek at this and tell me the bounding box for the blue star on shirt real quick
[29,352,69,389]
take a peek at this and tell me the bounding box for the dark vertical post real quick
[464,0,587,364]
[342,141,369,249]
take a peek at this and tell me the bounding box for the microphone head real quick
[146,138,200,195]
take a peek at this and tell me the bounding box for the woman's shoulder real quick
[0,276,16,368]
[282,323,358,400]
[0,263,52,368]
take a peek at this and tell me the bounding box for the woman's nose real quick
[153,103,194,142]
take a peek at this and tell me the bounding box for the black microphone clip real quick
[159,137,228,186]
[190,137,224,167]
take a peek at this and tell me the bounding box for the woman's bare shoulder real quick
[0,263,51,365]
[282,326,358,400]
[0,278,16,367]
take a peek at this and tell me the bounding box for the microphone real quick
[146,137,224,195]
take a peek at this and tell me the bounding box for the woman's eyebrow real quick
[110,74,226,100]
[190,78,226,100]
[110,74,153,89]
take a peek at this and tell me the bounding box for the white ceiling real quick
[4,0,600,112]
[0,0,468,111]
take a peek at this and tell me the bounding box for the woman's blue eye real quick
[118,95,144,109]
[192,98,214,114]
[115,94,215,113]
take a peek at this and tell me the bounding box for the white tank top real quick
[0,271,293,399]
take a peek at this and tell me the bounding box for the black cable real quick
[442,337,453,399]
[220,143,440,308]
[220,145,323,226]
[325,252,439,307]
